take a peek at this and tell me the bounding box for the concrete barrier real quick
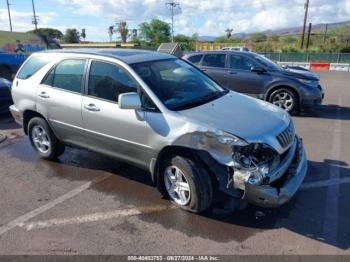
[330,63,350,72]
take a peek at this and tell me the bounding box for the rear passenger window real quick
[187,55,203,65]
[17,56,51,80]
[88,60,139,103]
[42,59,86,93]
[202,54,226,68]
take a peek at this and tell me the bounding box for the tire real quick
[161,155,212,213]
[269,88,298,114]
[0,65,13,80]
[28,117,65,160]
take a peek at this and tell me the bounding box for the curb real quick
[0,134,7,144]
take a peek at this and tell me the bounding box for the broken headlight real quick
[232,143,279,188]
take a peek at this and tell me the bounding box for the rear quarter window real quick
[17,56,51,80]
[187,54,203,65]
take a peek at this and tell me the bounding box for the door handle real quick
[84,103,100,112]
[38,92,50,98]
[228,71,237,75]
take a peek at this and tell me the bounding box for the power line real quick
[166,1,181,43]
[300,0,310,49]
[31,0,38,30]
[6,0,12,32]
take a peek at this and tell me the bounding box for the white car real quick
[222,46,250,52]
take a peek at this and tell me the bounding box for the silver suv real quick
[10,49,307,213]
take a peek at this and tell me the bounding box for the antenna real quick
[166,1,181,43]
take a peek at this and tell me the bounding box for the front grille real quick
[277,122,295,148]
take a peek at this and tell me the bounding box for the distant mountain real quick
[198,20,350,41]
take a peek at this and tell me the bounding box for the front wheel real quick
[28,117,65,160]
[162,155,212,213]
[269,88,298,114]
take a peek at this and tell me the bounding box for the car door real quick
[36,59,87,145]
[198,53,228,88]
[227,54,270,97]
[81,59,149,167]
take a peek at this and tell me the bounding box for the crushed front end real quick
[213,124,307,208]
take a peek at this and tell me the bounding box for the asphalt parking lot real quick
[0,71,349,256]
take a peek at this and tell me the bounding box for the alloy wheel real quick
[164,166,191,206]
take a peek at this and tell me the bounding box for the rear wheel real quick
[162,155,212,213]
[269,88,298,114]
[28,117,65,160]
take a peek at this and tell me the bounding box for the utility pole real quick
[6,0,12,32]
[166,1,180,43]
[306,22,312,50]
[323,23,328,45]
[300,0,310,49]
[31,0,38,31]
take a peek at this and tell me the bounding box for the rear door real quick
[36,58,87,145]
[227,54,270,97]
[198,53,228,88]
[81,59,149,167]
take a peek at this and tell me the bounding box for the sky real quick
[1,0,350,41]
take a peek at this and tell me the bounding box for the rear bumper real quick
[243,137,307,208]
[9,105,23,125]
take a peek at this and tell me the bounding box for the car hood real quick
[178,92,291,154]
[282,68,319,80]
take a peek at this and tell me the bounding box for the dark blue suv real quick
[183,51,324,113]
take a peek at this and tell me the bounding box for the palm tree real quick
[117,21,129,43]
[108,26,114,42]
[225,28,233,39]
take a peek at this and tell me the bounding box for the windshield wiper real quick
[171,90,227,111]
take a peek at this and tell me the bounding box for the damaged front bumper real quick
[242,137,307,208]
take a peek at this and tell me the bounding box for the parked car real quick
[0,77,12,114]
[10,49,307,213]
[183,51,324,113]
[222,46,250,52]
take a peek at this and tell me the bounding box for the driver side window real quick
[230,55,258,71]
[88,60,139,103]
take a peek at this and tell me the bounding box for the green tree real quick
[250,33,268,43]
[174,34,195,50]
[268,34,280,42]
[27,28,63,39]
[139,19,171,47]
[62,28,80,43]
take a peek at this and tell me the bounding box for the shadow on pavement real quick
[300,104,350,120]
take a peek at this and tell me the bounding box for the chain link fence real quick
[260,53,350,63]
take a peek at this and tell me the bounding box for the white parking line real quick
[19,205,175,231]
[0,174,111,236]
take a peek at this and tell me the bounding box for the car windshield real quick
[254,54,281,71]
[131,58,228,111]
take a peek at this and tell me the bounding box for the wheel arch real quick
[22,110,46,135]
[152,145,221,195]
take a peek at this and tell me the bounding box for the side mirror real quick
[118,92,142,110]
[251,66,266,74]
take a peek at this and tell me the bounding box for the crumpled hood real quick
[178,92,291,153]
